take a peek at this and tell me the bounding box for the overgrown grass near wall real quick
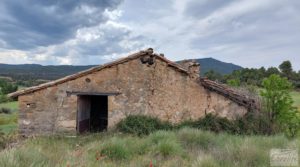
[0,128,299,167]
[0,101,18,111]
[0,101,18,134]
[0,113,17,134]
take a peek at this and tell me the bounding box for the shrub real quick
[183,114,236,134]
[155,139,183,157]
[100,137,132,160]
[148,130,177,144]
[116,115,173,136]
[177,128,216,150]
[0,95,12,103]
[233,111,270,135]
[0,108,12,114]
[148,131,183,157]
[117,112,287,137]
[260,74,300,137]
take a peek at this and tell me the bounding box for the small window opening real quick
[85,78,91,83]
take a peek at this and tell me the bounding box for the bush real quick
[148,131,183,157]
[117,113,285,137]
[100,137,132,160]
[156,139,183,157]
[0,108,12,114]
[0,95,11,103]
[177,128,216,150]
[190,114,236,133]
[260,74,300,137]
[234,112,270,135]
[116,115,173,136]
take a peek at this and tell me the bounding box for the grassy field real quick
[0,101,18,134]
[0,112,17,134]
[0,101,18,111]
[0,128,299,167]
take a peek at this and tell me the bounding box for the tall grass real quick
[0,128,298,167]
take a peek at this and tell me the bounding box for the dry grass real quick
[0,128,299,167]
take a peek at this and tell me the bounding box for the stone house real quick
[9,48,257,136]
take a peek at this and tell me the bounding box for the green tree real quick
[0,79,17,103]
[266,67,280,77]
[260,74,300,137]
[204,70,223,81]
[279,61,293,79]
[0,79,17,95]
[226,79,240,87]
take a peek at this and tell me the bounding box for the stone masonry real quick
[10,48,249,136]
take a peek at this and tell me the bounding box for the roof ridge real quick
[9,48,189,97]
[199,78,259,110]
[9,49,149,97]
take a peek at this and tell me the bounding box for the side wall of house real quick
[18,57,247,136]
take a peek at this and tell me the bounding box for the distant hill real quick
[0,64,95,81]
[0,58,242,84]
[194,58,243,75]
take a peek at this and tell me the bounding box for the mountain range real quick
[0,58,242,82]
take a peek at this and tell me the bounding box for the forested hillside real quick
[0,58,242,86]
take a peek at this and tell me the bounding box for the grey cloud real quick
[184,0,233,19]
[32,22,153,65]
[183,0,300,69]
[0,0,122,49]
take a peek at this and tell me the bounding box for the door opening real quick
[77,95,108,133]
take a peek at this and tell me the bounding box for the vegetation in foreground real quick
[0,128,298,167]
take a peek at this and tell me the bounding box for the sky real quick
[0,0,299,70]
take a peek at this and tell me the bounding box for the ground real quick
[0,128,299,167]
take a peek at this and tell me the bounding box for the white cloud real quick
[0,0,299,71]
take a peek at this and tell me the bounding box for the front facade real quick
[10,48,254,136]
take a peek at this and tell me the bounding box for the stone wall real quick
[18,56,248,136]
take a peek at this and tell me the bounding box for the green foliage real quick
[177,128,216,150]
[116,115,173,136]
[100,137,133,160]
[0,101,18,111]
[260,74,300,137]
[149,131,183,157]
[204,70,223,81]
[0,79,17,103]
[279,60,293,79]
[118,113,276,137]
[188,114,236,133]
[222,60,300,89]
[0,79,17,95]
[0,108,11,114]
[155,139,183,157]
[226,79,240,87]
[0,94,11,103]
[0,112,17,126]
[0,129,298,166]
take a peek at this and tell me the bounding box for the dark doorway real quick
[77,95,108,133]
[90,96,108,132]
